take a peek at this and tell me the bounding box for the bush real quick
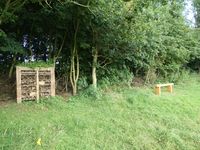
[156,69,191,84]
[79,85,102,100]
[98,66,133,88]
[77,76,89,91]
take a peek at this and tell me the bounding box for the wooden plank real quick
[16,66,22,103]
[21,72,36,75]
[155,86,161,95]
[39,81,45,85]
[167,85,173,93]
[51,67,55,96]
[156,83,174,87]
[36,68,39,103]
[30,92,36,96]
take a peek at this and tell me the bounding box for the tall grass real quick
[0,74,200,149]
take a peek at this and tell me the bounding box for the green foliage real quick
[0,0,199,88]
[0,0,26,25]
[194,0,200,27]
[77,76,89,90]
[17,60,54,68]
[187,28,200,71]
[0,37,24,54]
[79,85,102,100]
[156,69,192,84]
[0,29,6,38]
[98,66,133,88]
[125,2,195,81]
[186,0,200,72]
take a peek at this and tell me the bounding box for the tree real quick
[123,1,194,82]
[88,0,130,88]
[0,37,25,78]
[0,0,27,26]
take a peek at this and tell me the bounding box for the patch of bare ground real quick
[0,76,16,105]
[132,77,145,87]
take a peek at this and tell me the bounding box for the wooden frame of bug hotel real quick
[16,66,55,103]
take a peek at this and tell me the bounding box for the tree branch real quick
[70,1,89,8]
[45,0,52,8]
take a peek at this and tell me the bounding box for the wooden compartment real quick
[16,66,55,103]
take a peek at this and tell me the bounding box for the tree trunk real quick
[9,55,16,78]
[92,48,98,88]
[70,49,79,95]
[91,24,99,89]
[53,30,67,63]
[72,84,77,96]
[70,21,80,95]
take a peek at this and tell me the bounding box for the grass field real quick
[0,75,200,150]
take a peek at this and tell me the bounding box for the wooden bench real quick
[155,83,174,95]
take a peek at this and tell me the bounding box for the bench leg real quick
[155,87,161,95]
[167,85,173,93]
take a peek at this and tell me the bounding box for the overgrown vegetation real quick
[0,0,199,95]
[17,60,54,68]
[0,1,200,149]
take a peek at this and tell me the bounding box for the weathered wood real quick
[51,67,55,96]
[155,86,161,96]
[16,66,55,103]
[36,68,39,103]
[30,92,36,97]
[156,83,174,87]
[167,85,173,93]
[16,66,22,103]
[39,81,45,85]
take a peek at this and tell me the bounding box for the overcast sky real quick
[184,0,196,26]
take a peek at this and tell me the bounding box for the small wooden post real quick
[167,85,173,93]
[51,67,55,96]
[16,66,22,103]
[36,68,39,103]
[155,86,161,95]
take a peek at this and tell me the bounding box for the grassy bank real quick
[0,75,200,149]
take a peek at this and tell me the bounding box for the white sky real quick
[184,0,196,26]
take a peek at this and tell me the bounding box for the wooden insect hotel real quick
[16,66,55,103]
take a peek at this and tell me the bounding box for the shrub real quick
[79,85,102,100]
[98,66,134,88]
[77,76,89,91]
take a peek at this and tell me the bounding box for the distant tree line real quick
[0,0,199,95]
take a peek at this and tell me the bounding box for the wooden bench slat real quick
[156,83,174,87]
